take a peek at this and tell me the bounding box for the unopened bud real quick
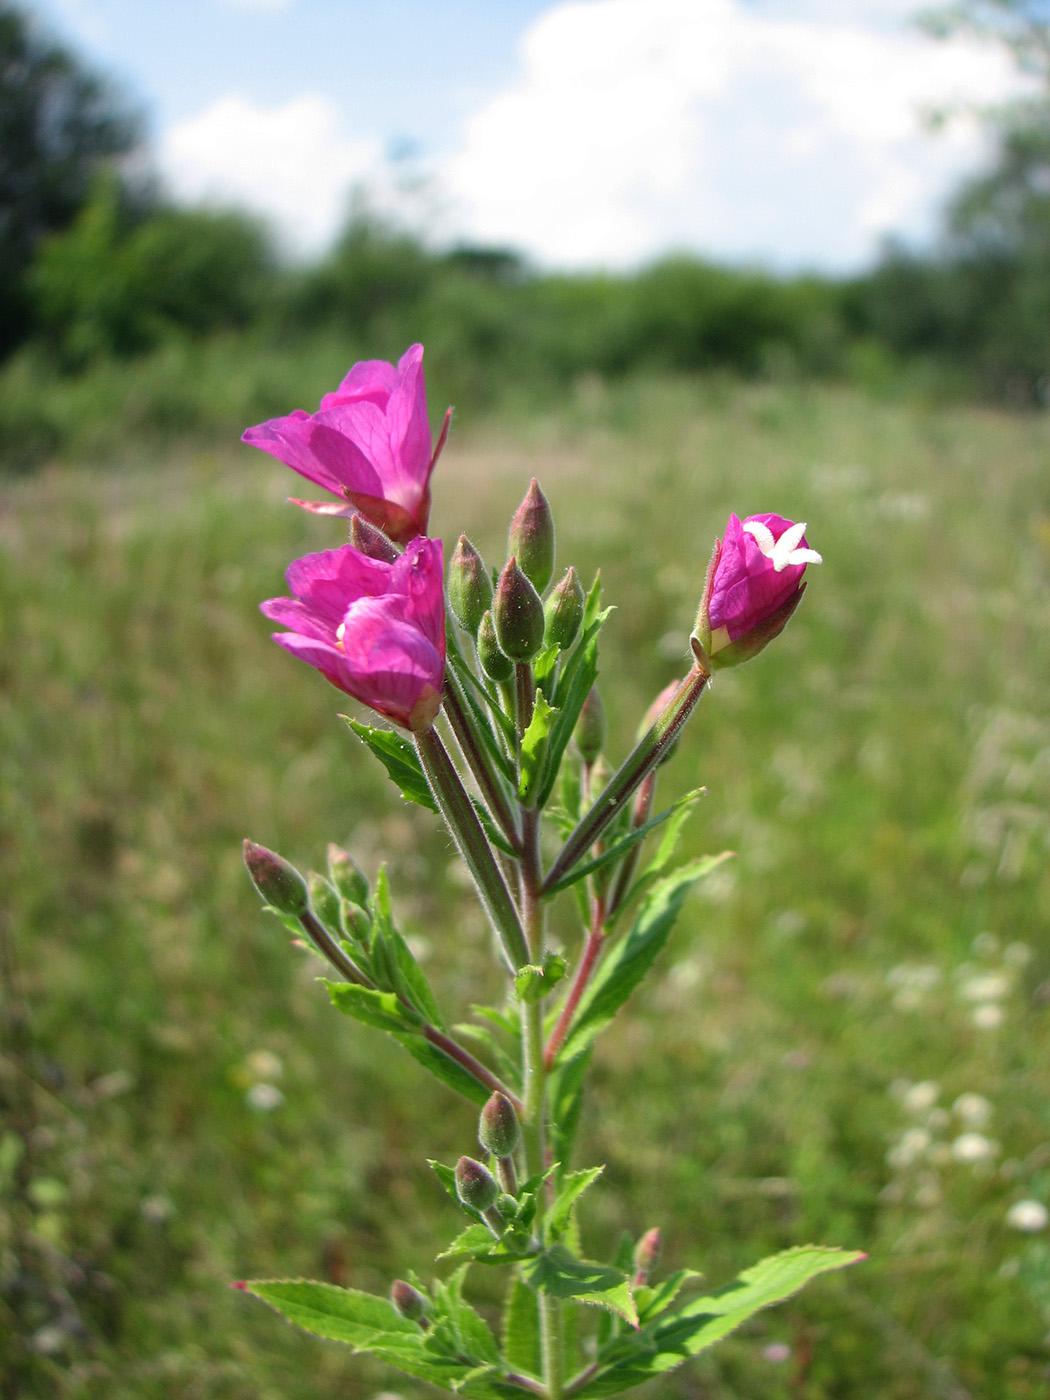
[390,1279,428,1322]
[340,899,371,945]
[477,610,514,683]
[633,1227,662,1278]
[349,513,398,563]
[479,1092,521,1159]
[307,871,340,929]
[448,535,493,637]
[455,1156,499,1213]
[243,840,308,917]
[508,478,555,594]
[494,558,544,662]
[327,843,369,904]
[575,685,606,764]
[544,566,584,650]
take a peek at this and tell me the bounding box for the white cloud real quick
[159,94,380,255]
[441,0,1031,271]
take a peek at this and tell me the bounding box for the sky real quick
[26,0,1034,273]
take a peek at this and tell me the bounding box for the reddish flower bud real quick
[326,843,369,904]
[243,840,309,917]
[544,566,584,650]
[575,685,606,764]
[494,558,544,662]
[692,514,821,671]
[455,1156,499,1213]
[508,478,555,594]
[348,513,399,563]
[448,535,493,637]
[478,1092,521,1159]
[633,1226,662,1277]
[390,1279,428,1322]
[477,609,514,683]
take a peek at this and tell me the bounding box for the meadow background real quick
[3,2,1050,1398]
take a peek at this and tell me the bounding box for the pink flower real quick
[692,513,821,669]
[261,537,446,731]
[242,344,448,545]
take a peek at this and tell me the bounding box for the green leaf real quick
[343,718,437,810]
[514,952,568,1004]
[519,691,558,803]
[397,1034,492,1107]
[533,642,561,698]
[537,580,612,809]
[326,980,416,1033]
[447,646,517,755]
[635,1269,703,1323]
[547,1048,592,1168]
[243,1279,416,1345]
[451,1021,521,1090]
[575,1246,866,1399]
[502,1275,542,1378]
[543,789,706,896]
[434,1267,502,1366]
[561,858,729,1062]
[546,1166,603,1242]
[521,1244,637,1325]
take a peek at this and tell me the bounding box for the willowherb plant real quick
[239,343,861,1398]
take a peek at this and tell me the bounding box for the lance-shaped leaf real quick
[546,1166,603,1243]
[519,691,558,803]
[345,718,438,810]
[543,790,706,897]
[547,1047,592,1169]
[520,1244,637,1326]
[515,953,568,1004]
[502,1275,542,1379]
[570,1246,865,1399]
[560,857,730,1063]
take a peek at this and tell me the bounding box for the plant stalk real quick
[443,667,522,851]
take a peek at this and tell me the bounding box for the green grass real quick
[2,374,1050,1398]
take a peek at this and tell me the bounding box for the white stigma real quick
[335,621,346,651]
[743,519,823,573]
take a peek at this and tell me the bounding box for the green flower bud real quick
[349,512,398,563]
[243,840,308,917]
[455,1156,499,1213]
[327,843,369,904]
[307,871,340,929]
[633,1226,662,1277]
[508,478,555,593]
[448,535,493,637]
[544,566,584,650]
[494,558,544,662]
[340,899,371,945]
[477,610,514,683]
[478,1092,521,1159]
[575,685,606,764]
[390,1279,428,1322]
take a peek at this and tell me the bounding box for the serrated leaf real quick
[502,1275,542,1378]
[514,953,568,1004]
[397,1034,492,1107]
[435,1267,502,1366]
[344,718,437,810]
[575,1246,865,1398]
[533,642,561,698]
[388,927,444,1027]
[635,1269,703,1323]
[326,980,416,1033]
[547,1048,592,1168]
[437,1223,501,1261]
[546,1166,603,1242]
[543,790,706,896]
[520,1244,637,1325]
[519,691,558,803]
[560,858,729,1062]
[243,1279,416,1345]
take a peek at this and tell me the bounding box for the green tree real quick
[0,2,140,353]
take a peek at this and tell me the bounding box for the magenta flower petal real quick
[242,344,437,544]
[261,536,446,730]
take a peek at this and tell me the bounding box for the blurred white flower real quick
[971,931,1000,958]
[971,1003,1005,1030]
[247,1083,285,1111]
[951,1133,998,1164]
[245,1050,284,1081]
[887,1127,931,1169]
[1004,941,1033,968]
[958,972,1011,1002]
[1005,1200,1049,1233]
[903,1081,939,1114]
[953,1093,992,1126]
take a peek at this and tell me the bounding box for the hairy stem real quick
[443,668,522,851]
[544,895,605,1070]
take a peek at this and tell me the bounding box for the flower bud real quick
[575,685,606,764]
[390,1279,428,1322]
[494,558,545,662]
[633,1226,662,1278]
[544,566,584,650]
[307,871,340,929]
[478,1092,521,1160]
[243,840,308,917]
[692,514,821,671]
[340,899,371,945]
[348,512,399,563]
[508,478,555,594]
[477,609,514,683]
[455,1156,499,1213]
[327,843,369,904]
[448,535,493,637]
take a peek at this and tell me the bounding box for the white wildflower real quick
[953,1093,992,1126]
[951,1133,998,1164]
[247,1083,285,1111]
[1005,1200,1049,1232]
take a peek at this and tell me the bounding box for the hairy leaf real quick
[344,718,437,810]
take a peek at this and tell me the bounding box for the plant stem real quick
[421,1024,524,1118]
[299,909,375,987]
[543,663,709,895]
[443,667,522,852]
[540,1293,565,1400]
[544,895,605,1070]
[415,724,529,971]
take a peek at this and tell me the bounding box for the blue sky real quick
[26,0,1031,272]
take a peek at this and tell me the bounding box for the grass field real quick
[2,371,1050,1399]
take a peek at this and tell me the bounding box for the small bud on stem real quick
[508,478,555,594]
[479,1092,521,1159]
[448,535,493,637]
[390,1279,429,1323]
[243,840,309,917]
[348,512,399,563]
[494,558,545,662]
[632,1227,662,1286]
[477,609,514,683]
[544,566,585,650]
[575,685,606,766]
[455,1156,500,1214]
